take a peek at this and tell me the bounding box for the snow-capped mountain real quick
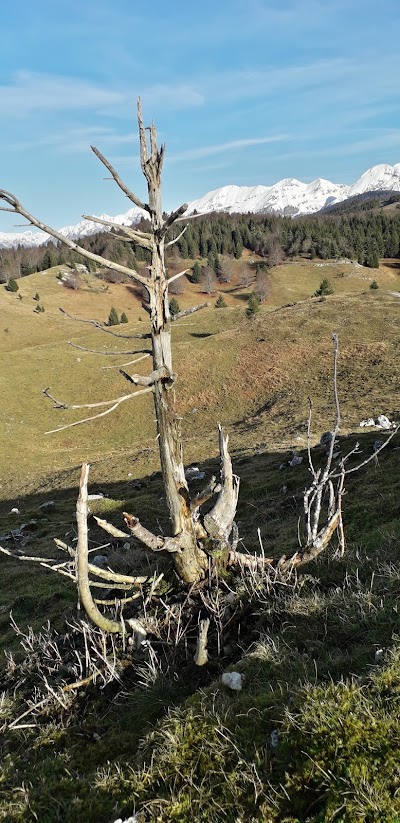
[184,178,349,217]
[185,163,400,217]
[0,206,146,250]
[347,163,400,197]
[1,163,400,249]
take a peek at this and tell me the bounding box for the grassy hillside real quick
[1,258,400,821]
[1,256,399,498]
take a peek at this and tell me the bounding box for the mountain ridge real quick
[1,162,400,250]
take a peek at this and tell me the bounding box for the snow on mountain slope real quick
[348,163,400,196]
[185,177,349,217]
[0,206,146,250]
[1,164,400,249]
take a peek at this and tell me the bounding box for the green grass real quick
[2,260,400,821]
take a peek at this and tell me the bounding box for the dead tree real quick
[2,107,397,642]
[0,99,239,592]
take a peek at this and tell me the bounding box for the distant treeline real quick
[2,205,400,280]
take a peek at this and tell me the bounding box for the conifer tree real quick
[169,297,180,316]
[107,306,119,326]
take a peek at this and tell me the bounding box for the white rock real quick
[87,493,104,500]
[376,415,392,429]
[375,648,384,662]
[221,671,243,691]
[185,466,205,481]
[113,816,139,823]
[359,418,375,427]
[270,730,279,749]
[10,507,19,514]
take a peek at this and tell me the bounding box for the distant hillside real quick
[321,190,400,215]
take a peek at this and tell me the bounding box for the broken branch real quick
[90,145,150,214]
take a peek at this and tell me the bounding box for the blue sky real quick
[1,0,399,231]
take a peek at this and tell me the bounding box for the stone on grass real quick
[376,415,392,429]
[221,671,243,691]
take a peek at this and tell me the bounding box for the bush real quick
[169,297,180,316]
[5,278,19,292]
[314,278,334,296]
[215,295,227,308]
[33,292,40,301]
[246,292,261,319]
[365,251,380,269]
[370,279,379,290]
[34,304,45,313]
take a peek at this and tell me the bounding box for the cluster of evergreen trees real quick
[166,210,400,268]
[2,206,400,283]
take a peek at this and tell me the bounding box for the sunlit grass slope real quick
[1,258,400,499]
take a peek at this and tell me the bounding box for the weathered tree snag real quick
[204,426,240,541]
[4,102,381,639]
[0,98,238,595]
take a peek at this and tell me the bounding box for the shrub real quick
[5,278,19,292]
[33,292,40,301]
[246,292,261,319]
[120,312,129,323]
[215,295,227,308]
[169,297,180,316]
[314,278,334,296]
[370,279,379,290]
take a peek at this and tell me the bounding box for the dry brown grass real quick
[1,259,399,500]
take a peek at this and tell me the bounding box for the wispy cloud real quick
[168,135,288,163]
[11,126,137,155]
[0,72,205,120]
[0,71,124,115]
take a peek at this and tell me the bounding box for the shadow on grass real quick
[1,428,400,821]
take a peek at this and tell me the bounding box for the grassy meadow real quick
[1,255,400,821]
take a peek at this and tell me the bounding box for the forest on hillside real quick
[2,205,400,283]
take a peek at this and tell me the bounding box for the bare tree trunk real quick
[138,107,208,584]
[149,270,208,581]
[0,98,240,593]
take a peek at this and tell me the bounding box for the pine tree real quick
[215,294,227,308]
[246,292,261,319]
[365,249,379,269]
[5,278,19,292]
[190,262,202,283]
[120,312,129,323]
[314,278,334,296]
[107,307,119,326]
